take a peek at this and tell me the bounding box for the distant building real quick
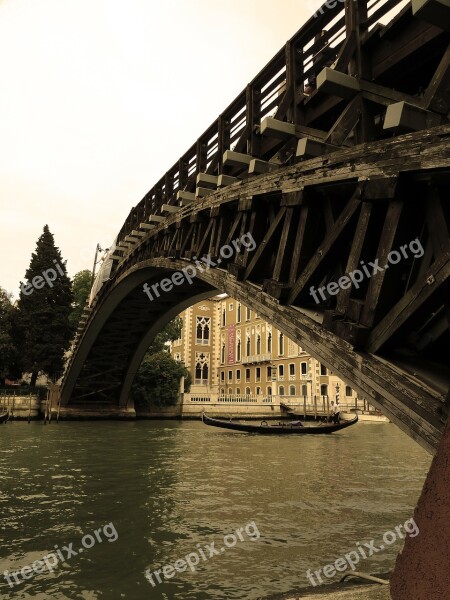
[171,295,361,406]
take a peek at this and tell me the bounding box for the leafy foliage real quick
[131,317,189,410]
[69,269,92,328]
[131,351,191,409]
[0,287,21,382]
[148,316,182,354]
[16,225,73,384]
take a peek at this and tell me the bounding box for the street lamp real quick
[90,244,109,290]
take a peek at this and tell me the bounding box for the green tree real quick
[0,287,21,384]
[131,317,188,410]
[132,351,191,409]
[16,225,73,385]
[69,269,92,329]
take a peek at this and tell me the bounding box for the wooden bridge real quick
[60,0,450,456]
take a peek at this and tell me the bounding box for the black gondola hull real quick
[201,413,358,434]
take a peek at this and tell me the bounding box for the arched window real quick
[202,364,208,382]
[289,385,296,396]
[246,335,251,356]
[236,339,241,361]
[220,388,225,395]
[279,386,285,396]
[279,333,284,355]
[195,363,202,381]
[267,386,272,396]
[278,365,284,378]
[196,316,210,344]
[236,388,241,395]
[228,388,233,395]
[256,335,261,354]
[320,384,328,397]
[267,332,272,353]
[245,387,251,396]
[221,343,225,363]
[256,386,261,395]
[222,309,226,326]
[237,303,241,323]
[301,384,308,396]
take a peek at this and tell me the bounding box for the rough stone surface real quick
[390,413,450,599]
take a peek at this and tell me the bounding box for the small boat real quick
[201,412,358,434]
[0,412,9,424]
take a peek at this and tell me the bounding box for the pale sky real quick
[0,0,314,297]
[0,0,408,298]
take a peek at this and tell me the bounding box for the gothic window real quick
[196,316,210,344]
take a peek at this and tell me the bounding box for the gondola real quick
[201,412,358,434]
[0,412,9,424]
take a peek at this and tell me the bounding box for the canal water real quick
[0,420,430,599]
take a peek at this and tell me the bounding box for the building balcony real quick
[241,353,272,365]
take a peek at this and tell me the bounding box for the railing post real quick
[314,395,317,421]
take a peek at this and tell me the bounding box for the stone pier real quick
[390,413,450,599]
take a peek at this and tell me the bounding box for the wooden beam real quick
[260,117,296,140]
[296,137,341,158]
[139,223,156,231]
[244,207,286,280]
[384,101,444,132]
[248,159,279,174]
[161,204,180,214]
[195,187,214,198]
[317,67,361,99]
[217,174,240,187]
[196,173,218,189]
[288,188,363,304]
[360,200,404,328]
[149,215,165,224]
[423,43,450,114]
[177,191,195,203]
[223,150,254,168]
[412,0,450,32]
[366,252,450,353]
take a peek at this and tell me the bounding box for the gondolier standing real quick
[333,385,341,424]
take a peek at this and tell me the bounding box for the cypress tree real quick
[17,225,73,385]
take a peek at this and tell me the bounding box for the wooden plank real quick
[360,200,404,327]
[273,206,295,281]
[384,101,444,131]
[244,207,286,280]
[317,67,361,99]
[423,43,450,114]
[326,95,362,146]
[288,188,362,304]
[366,252,450,353]
[412,0,450,32]
[289,205,309,286]
[425,186,450,257]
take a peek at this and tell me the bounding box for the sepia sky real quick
[0,0,316,297]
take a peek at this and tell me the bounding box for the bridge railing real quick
[116,0,410,246]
